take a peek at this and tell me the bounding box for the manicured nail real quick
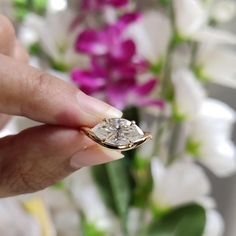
[77,91,123,119]
[70,145,124,168]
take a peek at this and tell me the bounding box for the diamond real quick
[91,118,144,147]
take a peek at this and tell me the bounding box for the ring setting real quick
[81,118,152,151]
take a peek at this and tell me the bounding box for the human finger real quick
[0,125,123,197]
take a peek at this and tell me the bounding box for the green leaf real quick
[172,103,187,122]
[150,60,164,75]
[160,0,172,6]
[92,159,131,235]
[132,155,153,207]
[13,0,47,18]
[29,42,42,55]
[81,219,105,236]
[186,138,201,157]
[33,0,47,13]
[52,181,65,189]
[194,66,210,82]
[91,165,116,213]
[148,204,206,236]
[106,160,131,218]
[51,59,71,72]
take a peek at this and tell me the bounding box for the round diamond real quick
[91,118,144,146]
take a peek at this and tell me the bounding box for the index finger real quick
[0,54,122,127]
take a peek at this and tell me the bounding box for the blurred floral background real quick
[1,0,236,235]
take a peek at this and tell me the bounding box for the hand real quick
[0,15,123,197]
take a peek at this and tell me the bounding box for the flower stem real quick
[167,121,184,165]
[151,2,176,158]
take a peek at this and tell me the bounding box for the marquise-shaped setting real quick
[81,118,152,151]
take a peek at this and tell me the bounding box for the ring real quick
[81,118,152,151]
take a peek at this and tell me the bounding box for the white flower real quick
[173,0,236,44]
[151,158,211,209]
[0,199,41,236]
[173,0,207,37]
[196,44,236,88]
[172,69,206,118]
[53,209,80,236]
[189,99,236,177]
[19,10,87,69]
[70,168,119,232]
[193,27,236,45]
[211,0,236,23]
[127,208,152,236]
[126,11,171,63]
[203,209,224,236]
[47,0,68,12]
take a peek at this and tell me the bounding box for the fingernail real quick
[70,145,124,169]
[77,91,123,119]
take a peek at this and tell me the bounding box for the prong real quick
[130,121,136,125]
[128,141,133,148]
[103,118,110,123]
[144,132,152,140]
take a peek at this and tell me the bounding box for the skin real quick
[0,15,124,197]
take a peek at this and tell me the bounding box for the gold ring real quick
[81,118,152,151]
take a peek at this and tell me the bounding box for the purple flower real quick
[72,67,163,109]
[72,13,164,110]
[81,0,128,11]
[75,12,141,58]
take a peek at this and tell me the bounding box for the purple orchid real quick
[72,13,164,110]
[81,0,128,11]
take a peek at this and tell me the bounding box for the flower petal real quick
[203,210,224,236]
[197,45,236,88]
[173,0,207,37]
[200,140,236,177]
[111,39,136,61]
[151,158,211,208]
[172,69,206,118]
[70,169,118,231]
[191,99,236,142]
[211,0,236,23]
[193,27,236,44]
[117,12,142,30]
[75,29,108,55]
[107,80,135,109]
[71,68,105,94]
[138,98,165,108]
[135,79,158,96]
[126,11,171,63]
[107,0,128,8]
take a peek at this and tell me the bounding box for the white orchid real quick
[53,209,80,236]
[172,69,206,118]
[19,10,88,70]
[47,0,68,12]
[203,209,224,236]
[173,0,207,37]
[151,158,211,209]
[189,98,236,177]
[69,168,119,233]
[211,0,236,23]
[196,44,236,88]
[173,0,236,44]
[0,199,41,236]
[126,11,171,64]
